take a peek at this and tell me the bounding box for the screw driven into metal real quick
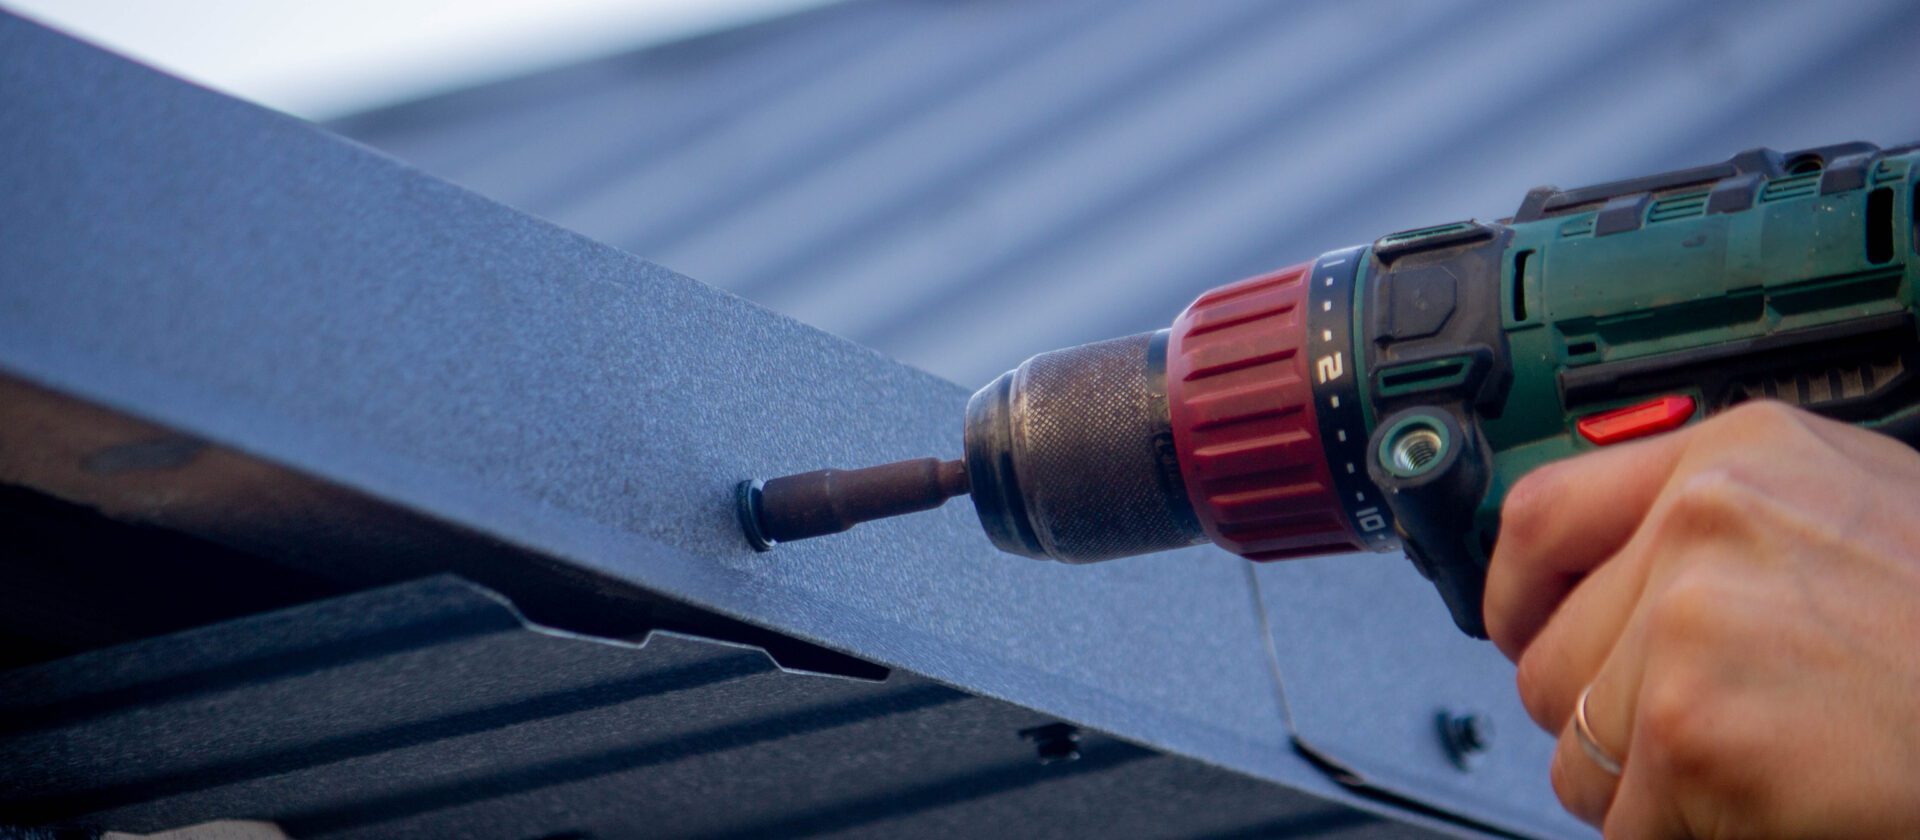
[1438,710,1494,769]
[739,457,970,550]
[1019,723,1082,764]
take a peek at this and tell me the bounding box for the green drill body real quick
[746,141,1920,639]
[1344,142,1920,634]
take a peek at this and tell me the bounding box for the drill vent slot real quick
[1378,222,1475,248]
[1760,172,1821,203]
[1562,312,1920,421]
[1867,187,1894,264]
[1723,354,1909,413]
[1646,190,1708,223]
[1557,215,1595,238]
[1376,357,1473,397]
[1510,249,1533,322]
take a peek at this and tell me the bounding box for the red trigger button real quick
[1576,396,1696,445]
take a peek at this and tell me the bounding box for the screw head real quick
[1439,710,1494,769]
[1019,722,1082,764]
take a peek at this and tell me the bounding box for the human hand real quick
[1486,401,1920,837]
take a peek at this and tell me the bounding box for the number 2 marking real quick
[1315,352,1344,384]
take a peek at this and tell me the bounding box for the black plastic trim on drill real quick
[1558,312,1920,419]
[1371,222,1495,263]
[1876,408,1920,451]
[1364,224,1516,417]
[1144,329,1205,539]
[1593,193,1652,237]
[1358,224,1516,638]
[1304,246,1399,554]
[1705,172,1763,215]
[1819,152,1877,195]
[1513,142,1884,222]
[1364,407,1494,639]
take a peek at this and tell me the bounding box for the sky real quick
[3,0,837,119]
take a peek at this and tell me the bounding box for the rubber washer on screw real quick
[737,479,777,552]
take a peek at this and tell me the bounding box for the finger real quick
[1601,752,1687,840]
[1547,613,1645,827]
[1486,429,1692,659]
[1490,401,1904,662]
[1704,401,1920,484]
[1775,403,1920,480]
[1515,540,1651,731]
[1552,709,1620,827]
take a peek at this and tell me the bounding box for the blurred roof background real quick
[5,0,835,117]
[22,0,1920,386]
[322,0,1920,387]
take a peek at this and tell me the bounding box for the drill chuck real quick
[963,257,1383,564]
[963,332,1206,562]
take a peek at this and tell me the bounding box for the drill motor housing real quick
[964,141,1920,637]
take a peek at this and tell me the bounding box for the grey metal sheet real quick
[0,11,1570,837]
[0,576,1403,839]
[1256,556,1555,834]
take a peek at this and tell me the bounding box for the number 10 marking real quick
[1355,506,1387,533]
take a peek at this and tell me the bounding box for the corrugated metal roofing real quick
[0,576,1406,839]
[334,0,1920,389]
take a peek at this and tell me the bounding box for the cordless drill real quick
[739,141,1920,638]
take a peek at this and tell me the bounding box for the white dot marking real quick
[1322,300,1332,311]
[1322,329,1333,342]
[1336,429,1347,442]
[1330,395,1341,408]
[1345,462,1356,474]
[1355,492,1365,502]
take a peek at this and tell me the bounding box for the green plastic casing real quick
[1343,142,1920,636]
